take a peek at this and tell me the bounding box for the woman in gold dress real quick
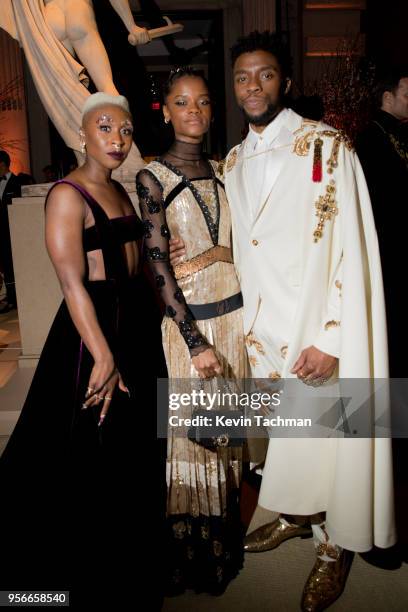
[136,68,247,594]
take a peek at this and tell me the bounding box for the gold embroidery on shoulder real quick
[317,129,337,138]
[310,131,352,174]
[326,134,342,174]
[217,158,226,177]
[341,133,353,151]
[313,180,338,243]
[316,129,353,147]
[294,124,353,170]
[268,371,281,380]
[324,320,341,331]
[293,118,318,135]
[226,147,238,172]
[293,129,316,156]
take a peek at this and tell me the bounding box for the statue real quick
[43,1,150,96]
[0,1,182,183]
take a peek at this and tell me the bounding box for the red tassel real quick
[312,137,323,182]
[313,162,322,182]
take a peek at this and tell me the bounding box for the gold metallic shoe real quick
[301,547,353,611]
[243,517,312,553]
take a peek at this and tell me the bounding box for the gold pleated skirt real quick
[162,307,248,518]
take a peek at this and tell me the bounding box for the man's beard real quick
[242,100,281,127]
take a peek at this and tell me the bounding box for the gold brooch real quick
[313,180,338,242]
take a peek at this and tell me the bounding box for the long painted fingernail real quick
[98,415,105,427]
[82,403,87,410]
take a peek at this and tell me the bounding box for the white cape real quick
[225,110,396,551]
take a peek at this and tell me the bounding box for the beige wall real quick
[8,196,62,365]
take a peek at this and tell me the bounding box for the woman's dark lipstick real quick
[108,152,124,160]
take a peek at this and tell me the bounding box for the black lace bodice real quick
[136,140,214,357]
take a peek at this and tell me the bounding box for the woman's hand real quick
[169,237,186,266]
[192,348,222,379]
[82,355,129,425]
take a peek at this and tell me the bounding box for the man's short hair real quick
[375,67,408,107]
[230,30,292,80]
[0,150,11,167]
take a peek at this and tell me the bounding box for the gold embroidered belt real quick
[173,246,233,280]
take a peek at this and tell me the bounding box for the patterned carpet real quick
[163,503,408,611]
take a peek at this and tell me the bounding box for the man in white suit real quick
[226,31,395,611]
[170,31,396,610]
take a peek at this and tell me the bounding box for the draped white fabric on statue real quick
[0,1,144,183]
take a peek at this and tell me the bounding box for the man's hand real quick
[169,237,186,266]
[291,346,337,385]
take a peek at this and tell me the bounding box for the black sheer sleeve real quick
[136,169,209,357]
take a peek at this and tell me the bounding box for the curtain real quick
[242,0,276,34]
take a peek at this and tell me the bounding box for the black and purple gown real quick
[0,180,167,606]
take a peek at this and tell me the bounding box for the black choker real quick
[168,139,203,162]
[167,151,202,162]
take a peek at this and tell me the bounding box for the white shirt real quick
[0,171,12,200]
[244,108,289,218]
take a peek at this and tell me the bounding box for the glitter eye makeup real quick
[121,119,133,129]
